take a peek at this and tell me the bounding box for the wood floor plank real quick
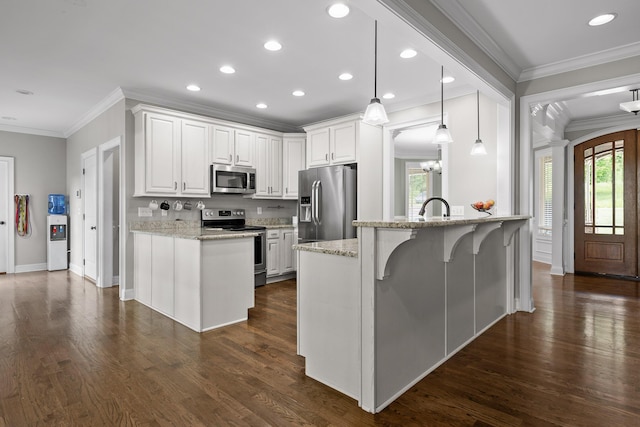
[1,264,640,425]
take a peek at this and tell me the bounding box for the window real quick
[407,167,429,218]
[538,155,552,236]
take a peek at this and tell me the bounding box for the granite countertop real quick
[293,238,358,258]
[130,226,258,241]
[353,215,530,228]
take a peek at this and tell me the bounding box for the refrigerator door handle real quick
[311,180,318,225]
[316,180,322,225]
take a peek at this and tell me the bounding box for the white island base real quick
[295,216,529,413]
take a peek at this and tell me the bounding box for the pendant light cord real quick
[374,20,378,99]
[440,66,444,125]
[477,90,480,140]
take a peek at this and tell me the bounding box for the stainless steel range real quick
[201,208,267,287]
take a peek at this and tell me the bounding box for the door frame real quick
[97,137,123,289]
[81,148,98,281]
[0,156,15,274]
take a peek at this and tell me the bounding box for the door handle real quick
[90,226,97,230]
[229,154,232,162]
[236,154,239,163]
[316,181,322,224]
[183,182,186,191]
[325,153,328,161]
[0,221,5,225]
[331,152,335,160]
[174,182,178,190]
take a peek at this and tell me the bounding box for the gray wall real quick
[0,130,66,269]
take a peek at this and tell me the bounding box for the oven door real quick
[254,230,267,273]
[211,165,256,194]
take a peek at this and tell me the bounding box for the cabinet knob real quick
[331,152,335,160]
[174,182,178,190]
[236,154,239,163]
[183,182,186,191]
[229,154,232,162]
[325,153,328,161]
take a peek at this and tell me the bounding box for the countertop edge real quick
[353,215,530,228]
[130,228,258,240]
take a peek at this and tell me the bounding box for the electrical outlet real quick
[161,210,168,217]
[257,207,262,215]
[451,205,464,216]
[138,207,152,217]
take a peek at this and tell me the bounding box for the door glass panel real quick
[584,140,624,235]
[408,168,429,218]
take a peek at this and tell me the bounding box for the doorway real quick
[0,157,15,274]
[82,149,98,281]
[574,130,638,277]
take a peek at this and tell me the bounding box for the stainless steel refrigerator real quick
[298,165,357,242]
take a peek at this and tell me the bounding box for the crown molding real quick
[429,0,521,81]
[0,124,64,138]
[64,87,125,137]
[122,89,301,133]
[565,113,640,133]
[519,41,640,82]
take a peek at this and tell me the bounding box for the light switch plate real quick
[138,207,152,217]
[257,207,262,215]
[161,210,168,217]
[451,205,464,216]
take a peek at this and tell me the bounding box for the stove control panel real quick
[201,208,245,220]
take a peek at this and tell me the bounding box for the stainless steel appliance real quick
[298,165,357,243]
[210,165,256,195]
[201,208,266,287]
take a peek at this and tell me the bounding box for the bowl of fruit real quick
[471,199,495,215]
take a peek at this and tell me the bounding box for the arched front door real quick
[574,130,638,277]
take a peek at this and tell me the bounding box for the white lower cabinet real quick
[267,228,296,278]
[267,229,281,277]
[133,232,254,332]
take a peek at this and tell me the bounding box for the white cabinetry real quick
[255,134,282,197]
[281,228,296,273]
[133,232,254,332]
[210,127,255,168]
[266,229,281,277]
[266,228,296,277]
[282,135,306,199]
[305,119,357,168]
[133,106,209,197]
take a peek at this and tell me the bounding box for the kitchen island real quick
[132,225,257,332]
[294,215,529,413]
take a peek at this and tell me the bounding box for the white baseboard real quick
[69,263,83,277]
[15,263,47,273]
[121,288,135,301]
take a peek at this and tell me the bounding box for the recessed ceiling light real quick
[2,116,17,121]
[588,13,617,26]
[339,73,353,81]
[186,84,201,92]
[400,49,417,59]
[292,90,305,97]
[441,76,455,84]
[264,40,282,51]
[327,3,349,18]
[382,93,395,99]
[256,103,268,109]
[16,89,34,95]
[220,65,236,74]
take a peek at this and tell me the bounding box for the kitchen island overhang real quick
[295,215,530,414]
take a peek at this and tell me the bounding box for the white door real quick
[0,159,8,273]
[83,150,98,281]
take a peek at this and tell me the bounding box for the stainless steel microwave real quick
[211,164,256,194]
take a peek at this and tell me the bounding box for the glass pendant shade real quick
[363,97,389,125]
[620,89,640,114]
[470,90,487,155]
[362,20,389,126]
[470,139,487,155]
[434,124,453,144]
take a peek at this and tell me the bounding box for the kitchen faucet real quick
[418,197,450,217]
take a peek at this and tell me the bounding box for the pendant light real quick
[433,66,453,144]
[620,89,640,115]
[470,91,487,156]
[362,20,389,126]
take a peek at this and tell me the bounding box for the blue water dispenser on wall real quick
[47,194,68,271]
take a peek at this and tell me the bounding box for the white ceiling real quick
[1,0,639,138]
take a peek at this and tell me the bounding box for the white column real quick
[549,139,569,275]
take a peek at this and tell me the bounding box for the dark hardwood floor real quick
[1,263,639,426]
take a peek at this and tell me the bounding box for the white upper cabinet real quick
[144,113,180,194]
[134,106,210,197]
[210,125,235,165]
[181,119,210,195]
[282,135,306,199]
[304,117,358,168]
[255,134,282,197]
[234,130,255,168]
